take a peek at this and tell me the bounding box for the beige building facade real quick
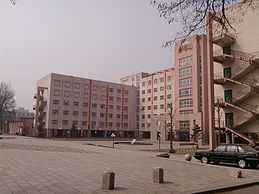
[211,2,259,145]
[34,73,137,138]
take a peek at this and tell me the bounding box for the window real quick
[124,98,128,103]
[124,115,128,119]
[154,105,157,110]
[73,101,79,106]
[92,112,97,117]
[148,106,151,110]
[53,100,59,105]
[52,120,58,125]
[109,105,114,109]
[142,90,145,94]
[124,90,128,95]
[142,82,145,87]
[109,122,113,127]
[227,145,237,152]
[63,110,69,115]
[62,120,69,125]
[64,81,71,88]
[160,77,164,83]
[109,96,114,101]
[116,123,120,127]
[82,102,88,107]
[73,82,80,89]
[154,96,157,101]
[160,95,164,100]
[167,85,172,90]
[179,88,192,97]
[109,113,113,118]
[52,110,59,115]
[73,111,79,116]
[179,56,192,68]
[109,88,114,92]
[91,121,96,127]
[72,120,78,126]
[147,114,151,119]
[154,88,158,92]
[160,87,164,91]
[148,97,151,102]
[154,79,158,84]
[73,92,80,98]
[179,99,193,108]
[54,89,60,97]
[160,104,164,109]
[116,97,121,102]
[116,105,121,110]
[64,100,69,106]
[100,104,105,109]
[179,78,192,88]
[100,113,105,118]
[54,80,61,87]
[179,120,190,130]
[142,115,145,119]
[117,89,121,93]
[99,122,105,127]
[82,121,87,126]
[82,112,87,116]
[142,98,145,103]
[142,106,145,111]
[179,67,192,77]
[148,80,152,85]
[167,94,172,99]
[123,123,128,128]
[116,114,121,119]
[147,89,151,94]
[147,123,151,128]
[167,76,172,81]
[64,91,70,98]
[215,145,226,152]
[92,103,97,108]
[123,106,128,111]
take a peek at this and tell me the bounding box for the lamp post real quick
[111,133,116,148]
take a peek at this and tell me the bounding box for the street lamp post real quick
[168,103,175,153]
[111,133,116,148]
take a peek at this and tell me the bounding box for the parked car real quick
[194,144,259,169]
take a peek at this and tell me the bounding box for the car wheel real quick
[201,156,209,164]
[238,159,247,169]
[250,162,258,169]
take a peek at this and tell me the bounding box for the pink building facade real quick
[34,73,137,138]
[174,35,210,144]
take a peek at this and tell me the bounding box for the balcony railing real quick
[213,48,234,63]
[213,32,236,47]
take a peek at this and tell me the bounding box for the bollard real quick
[153,167,164,183]
[102,171,115,190]
[184,154,192,161]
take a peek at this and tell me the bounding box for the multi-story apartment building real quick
[174,35,210,143]
[138,68,175,141]
[210,2,259,146]
[34,73,137,138]
[120,72,150,133]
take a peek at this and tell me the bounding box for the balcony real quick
[214,73,225,85]
[213,32,236,47]
[251,51,259,64]
[213,48,234,64]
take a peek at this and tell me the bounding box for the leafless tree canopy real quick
[0,82,15,119]
[151,0,256,46]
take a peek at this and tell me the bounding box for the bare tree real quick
[0,82,16,133]
[167,103,176,153]
[151,0,256,46]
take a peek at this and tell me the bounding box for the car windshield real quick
[240,145,257,152]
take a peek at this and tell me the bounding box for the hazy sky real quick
[0,0,179,110]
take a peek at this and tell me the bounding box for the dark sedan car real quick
[194,144,259,169]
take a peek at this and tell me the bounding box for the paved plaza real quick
[1,136,259,194]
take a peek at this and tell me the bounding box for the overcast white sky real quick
[0,0,179,110]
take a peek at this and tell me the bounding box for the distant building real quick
[1,108,34,136]
[34,73,137,138]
